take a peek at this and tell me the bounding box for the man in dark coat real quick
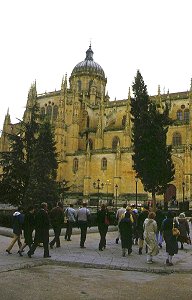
[97,204,110,251]
[49,202,64,248]
[162,211,178,266]
[18,206,35,256]
[119,211,133,256]
[155,207,164,248]
[27,202,51,258]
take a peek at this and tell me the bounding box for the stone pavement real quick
[0,225,192,274]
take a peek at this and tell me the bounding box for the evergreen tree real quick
[0,133,27,205]
[23,120,59,207]
[0,101,40,207]
[131,70,175,210]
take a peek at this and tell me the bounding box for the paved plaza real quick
[0,225,192,274]
[0,226,192,299]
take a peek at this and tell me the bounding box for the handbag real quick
[172,222,180,237]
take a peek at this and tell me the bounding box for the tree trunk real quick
[152,190,156,212]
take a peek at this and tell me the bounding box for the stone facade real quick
[1,45,192,205]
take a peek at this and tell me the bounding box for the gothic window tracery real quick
[53,105,58,120]
[184,109,189,122]
[101,157,107,170]
[78,80,81,92]
[73,158,79,173]
[41,107,45,115]
[172,132,182,146]
[87,138,93,150]
[87,115,90,128]
[47,105,52,120]
[122,115,126,126]
[112,136,120,150]
[176,110,182,120]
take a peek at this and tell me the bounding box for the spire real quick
[64,73,67,89]
[85,44,94,61]
[125,87,132,140]
[4,108,11,125]
[158,85,161,96]
[189,78,192,100]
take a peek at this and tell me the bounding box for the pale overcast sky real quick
[0,0,192,130]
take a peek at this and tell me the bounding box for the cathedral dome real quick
[71,45,105,79]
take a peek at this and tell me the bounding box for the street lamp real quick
[135,176,139,209]
[93,179,104,212]
[59,180,66,203]
[105,180,111,205]
[182,181,185,203]
[115,184,118,209]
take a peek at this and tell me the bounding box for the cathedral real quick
[0,45,192,206]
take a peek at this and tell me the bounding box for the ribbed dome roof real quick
[71,45,105,79]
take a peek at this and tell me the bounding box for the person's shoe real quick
[166,259,169,265]
[6,249,12,255]
[80,246,86,249]
[56,245,61,248]
[115,238,119,244]
[17,250,23,257]
[99,248,103,251]
[67,239,71,241]
[128,249,132,255]
[44,255,51,258]
[167,262,173,266]
[139,248,142,255]
[147,260,153,264]
[27,252,32,258]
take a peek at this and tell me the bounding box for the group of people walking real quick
[5,201,191,266]
[115,204,191,265]
[5,201,92,257]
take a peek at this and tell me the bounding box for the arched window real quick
[73,158,78,173]
[101,157,107,170]
[172,132,182,146]
[112,136,120,150]
[40,107,45,116]
[53,105,58,121]
[184,109,189,122]
[122,115,126,126]
[86,116,90,128]
[47,105,52,120]
[78,80,81,92]
[176,110,182,121]
[87,138,93,150]
[89,80,93,91]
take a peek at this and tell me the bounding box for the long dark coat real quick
[137,210,148,239]
[34,209,50,243]
[177,218,190,243]
[162,217,178,256]
[23,212,35,245]
[119,216,133,249]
